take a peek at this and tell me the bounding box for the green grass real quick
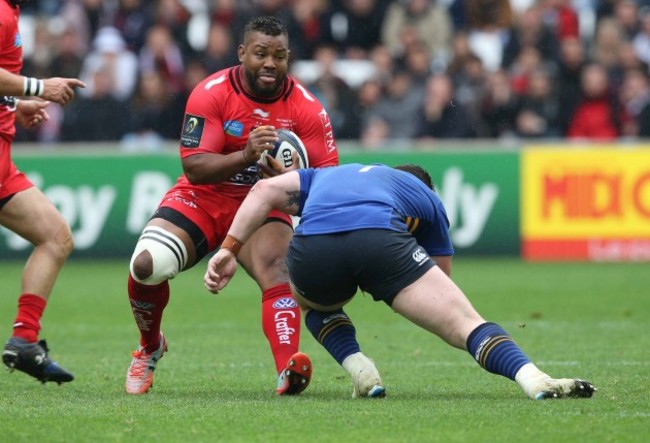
[0,258,648,442]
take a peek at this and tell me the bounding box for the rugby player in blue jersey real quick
[204,163,596,400]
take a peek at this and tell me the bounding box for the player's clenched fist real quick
[41,78,86,106]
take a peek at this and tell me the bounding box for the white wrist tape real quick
[23,77,44,97]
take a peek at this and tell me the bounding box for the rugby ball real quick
[260,129,309,169]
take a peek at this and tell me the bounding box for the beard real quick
[243,68,284,98]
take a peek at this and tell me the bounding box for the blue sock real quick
[305,309,361,365]
[466,322,531,380]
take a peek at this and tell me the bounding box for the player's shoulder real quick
[285,75,322,108]
[195,68,234,93]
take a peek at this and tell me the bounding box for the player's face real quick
[239,32,290,98]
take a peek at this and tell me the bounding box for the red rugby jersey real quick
[176,65,339,199]
[0,1,22,141]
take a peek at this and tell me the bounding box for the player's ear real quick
[237,44,246,62]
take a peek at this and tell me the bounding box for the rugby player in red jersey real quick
[1,0,85,384]
[124,16,338,395]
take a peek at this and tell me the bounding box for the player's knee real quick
[131,250,154,282]
[45,223,74,263]
[129,226,188,285]
[57,224,74,258]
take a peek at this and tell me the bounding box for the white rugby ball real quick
[260,129,309,169]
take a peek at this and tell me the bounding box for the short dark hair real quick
[244,16,288,40]
[395,164,435,191]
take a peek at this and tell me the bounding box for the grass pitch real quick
[0,258,648,442]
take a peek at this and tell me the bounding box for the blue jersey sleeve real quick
[296,168,316,217]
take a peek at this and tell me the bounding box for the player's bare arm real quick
[204,171,301,293]
[182,125,278,185]
[0,68,85,106]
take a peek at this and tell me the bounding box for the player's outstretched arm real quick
[40,77,86,105]
[204,171,302,293]
[0,68,85,106]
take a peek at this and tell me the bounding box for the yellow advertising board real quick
[522,146,650,261]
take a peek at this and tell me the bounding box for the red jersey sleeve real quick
[290,83,339,168]
[178,73,228,159]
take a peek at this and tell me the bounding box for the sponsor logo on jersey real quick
[224,120,244,137]
[272,297,298,309]
[14,32,21,48]
[252,108,270,119]
[412,248,429,265]
[180,114,205,148]
[318,107,336,152]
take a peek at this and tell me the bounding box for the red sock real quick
[12,293,47,343]
[261,283,301,374]
[127,274,169,352]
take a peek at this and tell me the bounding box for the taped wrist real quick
[23,77,44,97]
[221,234,244,257]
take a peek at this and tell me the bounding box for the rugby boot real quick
[3,337,74,384]
[125,332,167,394]
[276,352,312,395]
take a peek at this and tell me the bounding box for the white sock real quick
[515,363,551,398]
[342,352,368,376]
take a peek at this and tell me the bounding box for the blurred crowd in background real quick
[14,0,650,149]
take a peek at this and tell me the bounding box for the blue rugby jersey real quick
[294,163,454,257]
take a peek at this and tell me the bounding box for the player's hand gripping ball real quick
[259,129,310,170]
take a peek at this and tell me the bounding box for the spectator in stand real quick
[154,0,193,56]
[502,5,559,70]
[79,26,139,101]
[138,24,185,94]
[566,63,620,140]
[56,0,103,51]
[308,44,358,140]
[111,0,153,53]
[16,26,87,143]
[614,0,641,41]
[402,41,434,90]
[556,36,586,135]
[447,31,489,112]
[61,65,128,141]
[363,69,424,143]
[322,0,391,58]
[619,68,650,137]
[209,0,252,32]
[514,69,560,138]
[50,28,86,80]
[540,0,580,41]
[21,19,54,80]
[480,69,520,138]
[123,70,183,148]
[416,72,476,140]
[381,0,452,65]
[592,18,627,85]
[508,45,545,95]
[201,22,239,74]
[464,0,514,72]
[347,78,384,141]
[368,44,395,86]
[284,0,329,60]
[632,11,650,66]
